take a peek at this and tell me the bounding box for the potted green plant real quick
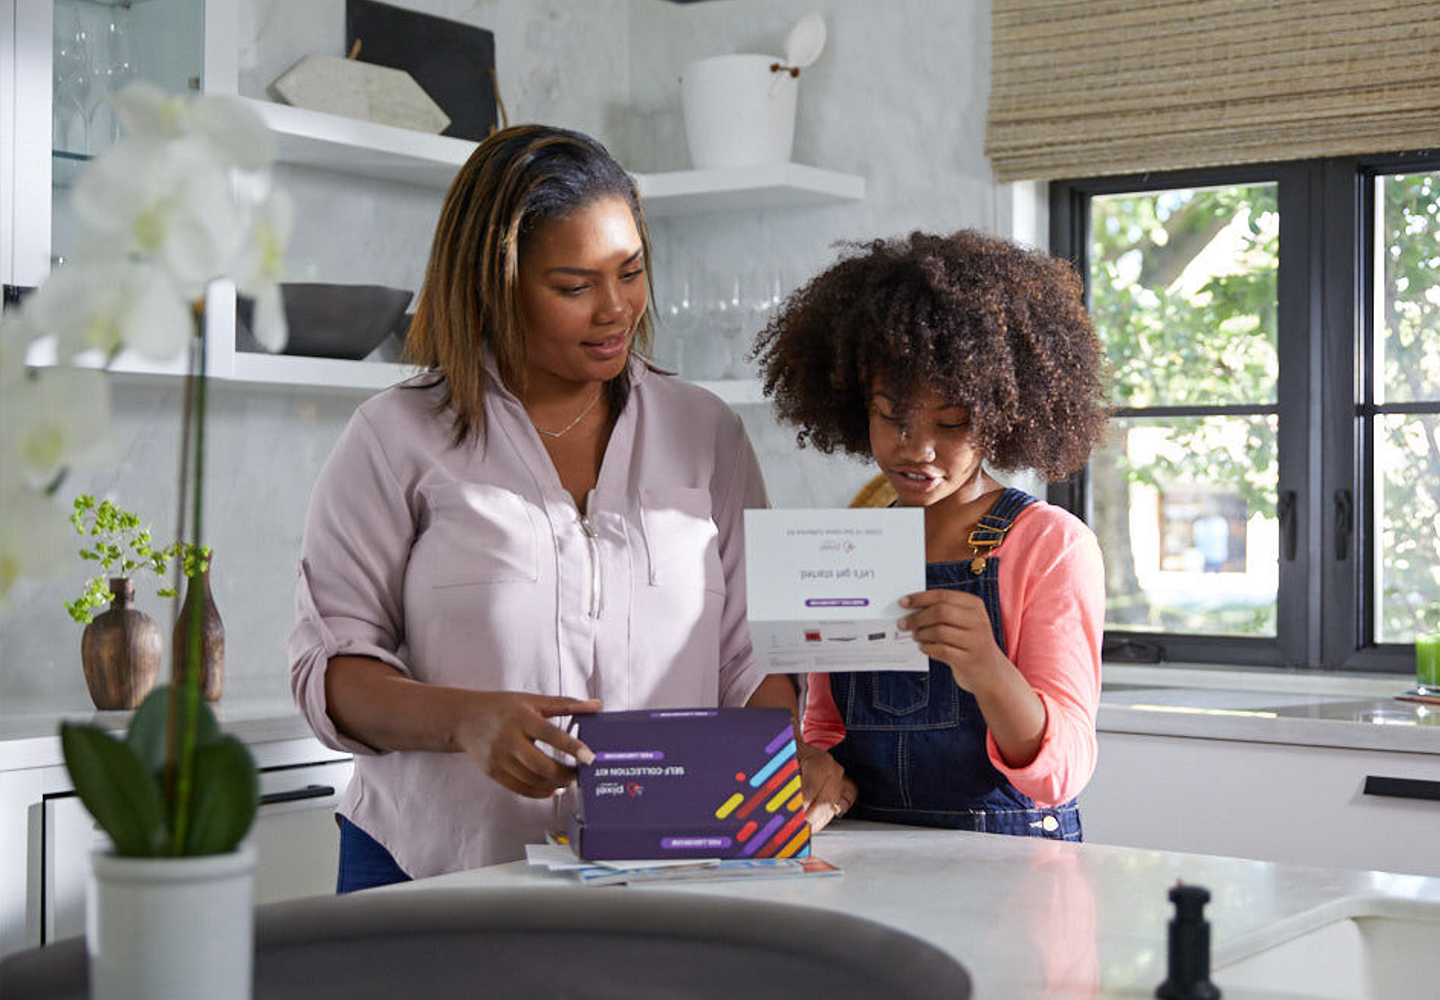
[66,495,180,710]
[3,80,291,1000]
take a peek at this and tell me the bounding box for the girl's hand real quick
[898,589,1008,694]
[455,693,602,798]
[796,742,857,832]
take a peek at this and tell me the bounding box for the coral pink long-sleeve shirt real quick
[803,499,1104,808]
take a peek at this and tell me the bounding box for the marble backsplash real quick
[1,0,1013,709]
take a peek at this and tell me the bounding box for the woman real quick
[759,230,1108,838]
[289,125,796,889]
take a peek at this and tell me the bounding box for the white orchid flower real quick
[109,81,275,171]
[0,363,113,487]
[234,188,292,353]
[71,137,245,299]
[0,485,76,603]
[22,258,194,362]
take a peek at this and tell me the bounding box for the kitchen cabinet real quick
[4,0,864,400]
[1082,730,1440,877]
[0,723,351,958]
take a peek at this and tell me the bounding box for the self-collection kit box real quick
[569,707,812,861]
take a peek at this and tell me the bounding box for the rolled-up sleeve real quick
[713,414,770,708]
[288,409,415,755]
[986,512,1105,807]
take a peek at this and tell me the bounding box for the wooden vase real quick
[80,578,163,711]
[172,564,225,701]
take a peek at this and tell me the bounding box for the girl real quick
[757,230,1109,839]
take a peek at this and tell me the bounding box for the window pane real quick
[1092,415,1278,637]
[1090,185,1279,408]
[1375,172,1440,405]
[1375,414,1440,643]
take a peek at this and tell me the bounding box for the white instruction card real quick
[744,508,927,673]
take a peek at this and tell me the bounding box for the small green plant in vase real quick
[65,494,180,624]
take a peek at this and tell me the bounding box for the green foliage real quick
[1089,174,1440,641]
[64,494,213,623]
[62,686,257,857]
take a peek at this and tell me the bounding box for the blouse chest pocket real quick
[638,487,724,595]
[421,482,540,586]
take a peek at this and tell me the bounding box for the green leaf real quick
[125,685,222,776]
[60,724,169,856]
[182,736,259,855]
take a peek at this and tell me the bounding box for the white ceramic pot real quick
[87,842,256,1000]
[681,54,798,170]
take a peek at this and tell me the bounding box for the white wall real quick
[0,0,1006,708]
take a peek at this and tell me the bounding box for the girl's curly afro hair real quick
[754,230,1110,481]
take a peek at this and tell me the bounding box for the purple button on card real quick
[595,750,665,761]
[662,836,732,850]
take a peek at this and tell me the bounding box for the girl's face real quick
[517,196,647,389]
[869,383,986,507]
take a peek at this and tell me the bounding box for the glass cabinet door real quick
[48,0,205,268]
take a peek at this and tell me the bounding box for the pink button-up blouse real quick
[288,358,768,877]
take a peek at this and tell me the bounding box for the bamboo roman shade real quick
[984,0,1440,181]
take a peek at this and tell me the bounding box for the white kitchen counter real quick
[386,820,1440,999]
[1099,664,1440,754]
[0,696,332,772]
[5,663,1435,772]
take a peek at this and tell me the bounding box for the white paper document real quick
[744,508,927,673]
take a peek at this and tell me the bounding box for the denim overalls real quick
[828,488,1082,840]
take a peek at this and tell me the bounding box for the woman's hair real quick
[405,124,654,444]
[754,229,1109,481]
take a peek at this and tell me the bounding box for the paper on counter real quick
[744,508,927,673]
[525,843,718,872]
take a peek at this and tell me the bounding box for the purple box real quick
[569,707,812,861]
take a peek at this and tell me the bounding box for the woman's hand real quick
[796,742,857,832]
[454,692,603,798]
[898,589,1008,694]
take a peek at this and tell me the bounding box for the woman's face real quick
[868,383,986,507]
[517,195,647,388]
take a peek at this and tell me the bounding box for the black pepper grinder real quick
[1155,882,1221,999]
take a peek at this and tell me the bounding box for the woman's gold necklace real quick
[533,388,603,439]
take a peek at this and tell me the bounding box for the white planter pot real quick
[681,54,798,170]
[87,842,256,1000]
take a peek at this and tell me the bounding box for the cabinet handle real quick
[259,784,336,807]
[1362,776,1440,802]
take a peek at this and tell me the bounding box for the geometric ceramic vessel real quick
[270,54,450,134]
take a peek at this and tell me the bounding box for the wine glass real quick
[91,9,135,146]
[52,9,92,154]
[654,277,696,374]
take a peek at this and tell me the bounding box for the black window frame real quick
[1050,150,1440,674]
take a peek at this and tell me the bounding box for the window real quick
[1051,153,1440,671]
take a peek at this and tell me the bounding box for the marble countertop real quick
[4,663,1436,773]
[1099,663,1440,754]
[0,696,324,772]
[389,820,1440,1000]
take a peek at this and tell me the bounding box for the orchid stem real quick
[169,300,208,855]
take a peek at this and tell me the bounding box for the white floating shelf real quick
[243,99,865,211]
[243,98,471,187]
[635,164,865,216]
[229,350,420,391]
[691,379,767,405]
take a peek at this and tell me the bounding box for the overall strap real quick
[966,488,1038,575]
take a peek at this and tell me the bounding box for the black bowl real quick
[237,283,414,361]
